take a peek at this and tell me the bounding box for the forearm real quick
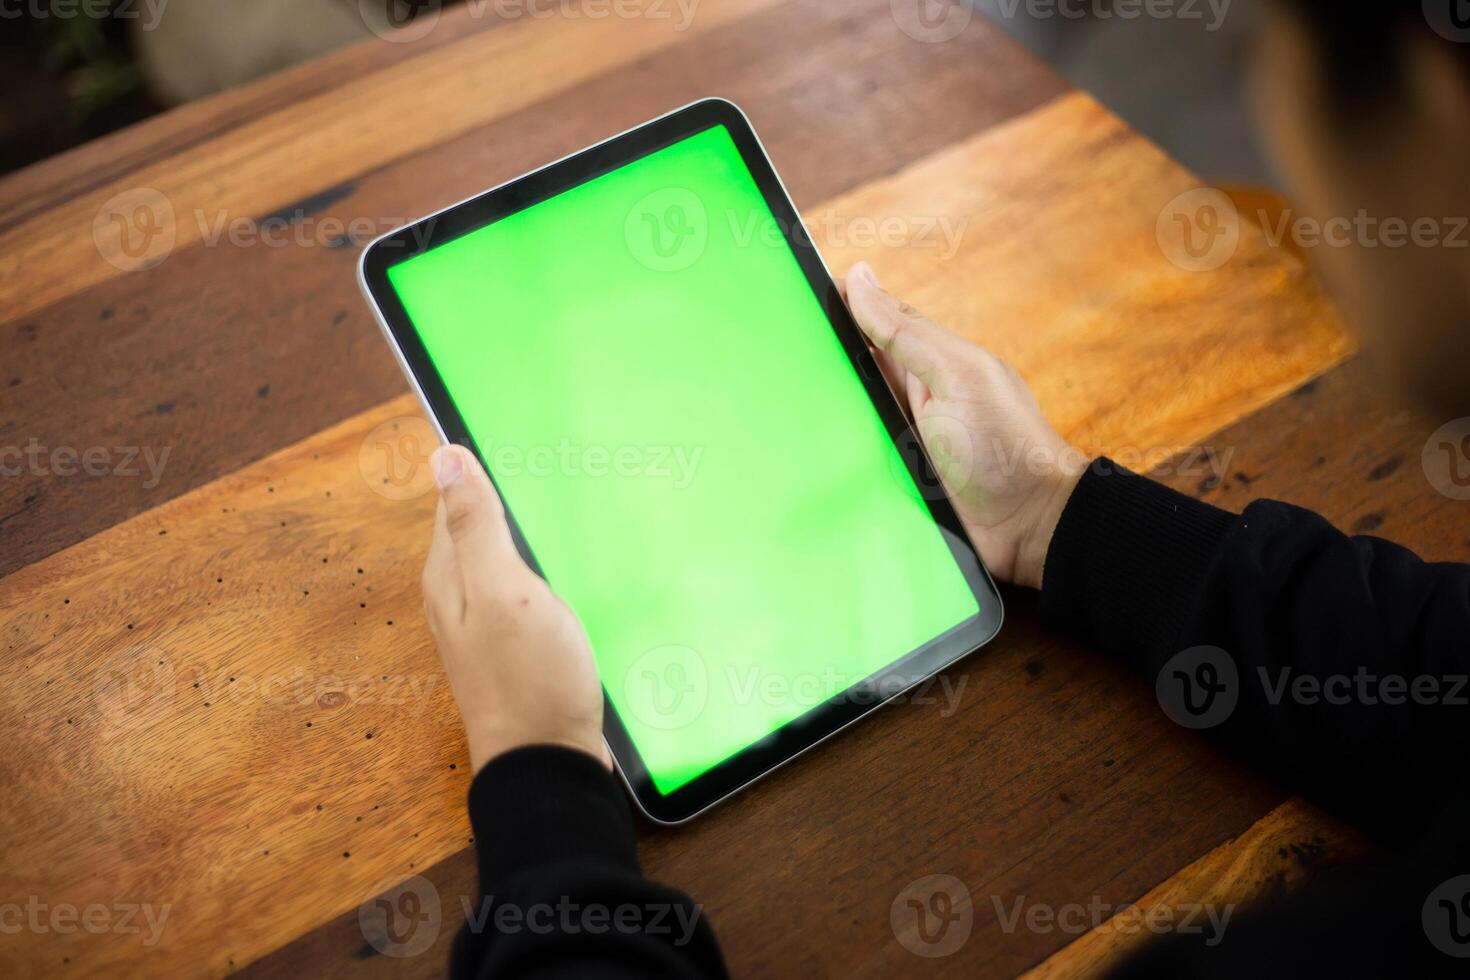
[1041,458,1470,838]
[453,746,728,979]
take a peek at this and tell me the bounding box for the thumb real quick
[846,261,970,399]
[432,445,518,581]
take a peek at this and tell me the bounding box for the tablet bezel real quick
[358,98,1004,824]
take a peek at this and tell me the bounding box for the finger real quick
[845,261,971,398]
[431,445,521,594]
[905,368,931,417]
[423,496,463,629]
[834,276,847,304]
[841,273,922,420]
[872,345,923,413]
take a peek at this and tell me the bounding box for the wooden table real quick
[2,1,1462,976]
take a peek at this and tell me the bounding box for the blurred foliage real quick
[37,0,141,124]
[0,0,160,173]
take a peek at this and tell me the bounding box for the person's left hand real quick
[422,444,609,774]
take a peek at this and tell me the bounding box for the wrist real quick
[463,718,610,776]
[1013,456,1086,590]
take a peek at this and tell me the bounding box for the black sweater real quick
[451,459,1470,978]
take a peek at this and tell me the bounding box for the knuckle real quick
[444,498,480,540]
[894,299,925,321]
[466,568,539,620]
[466,594,519,637]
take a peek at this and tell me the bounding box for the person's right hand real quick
[844,261,1086,590]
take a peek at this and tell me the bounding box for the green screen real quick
[387,124,978,794]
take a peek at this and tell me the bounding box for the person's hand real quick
[422,444,609,774]
[844,261,1086,590]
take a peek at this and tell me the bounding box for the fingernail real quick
[431,446,463,488]
[853,261,880,288]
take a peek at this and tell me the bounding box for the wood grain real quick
[0,0,1067,580]
[0,0,786,323]
[246,349,1470,980]
[242,593,1285,980]
[0,88,1352,976]
[1020,798,1369,980]
[0,3,493,232]
[1166,354,1470,565]
[1,398,461,979]
[811,93,1354,455]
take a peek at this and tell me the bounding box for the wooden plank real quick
[1015,350,1470,978]
[0,92,1351,977]
[1169,355,1470,564]
[0,0,1067,580]
[0,0,787,324]
[0,3,493,232]
[250,348,1467,979]
[241,599,1284,980]
[811,92,1353,455]
[1,396,458,980]
[1020,799,1369,980]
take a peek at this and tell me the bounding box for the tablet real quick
[358,99,1003,823]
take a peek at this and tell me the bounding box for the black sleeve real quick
[1040,458,1470,840]
[450,745,729,980]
